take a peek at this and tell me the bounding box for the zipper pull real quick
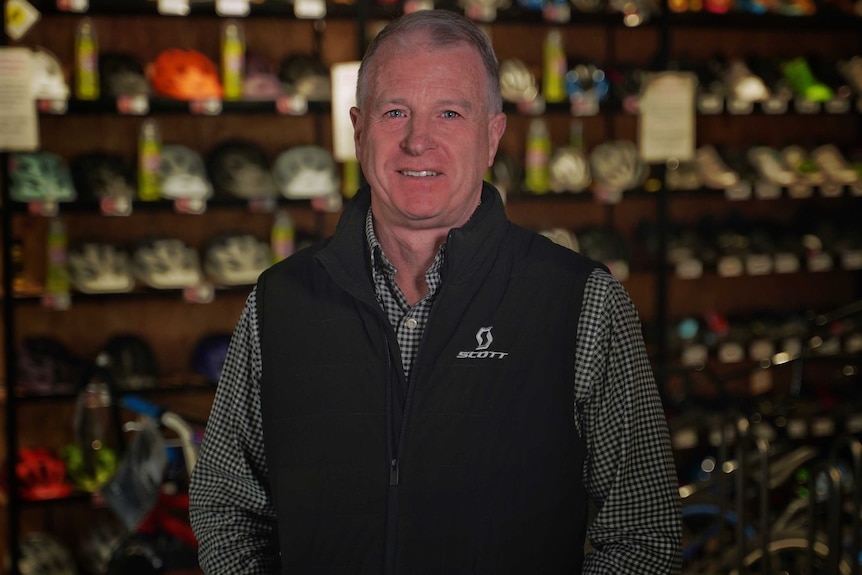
[389,458,399,486]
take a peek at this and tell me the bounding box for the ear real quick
[350,106,363,157]
[486,112,507,167]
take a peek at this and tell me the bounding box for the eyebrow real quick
[379,97,475,112]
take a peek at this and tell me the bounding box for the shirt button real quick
[405,317,418,329]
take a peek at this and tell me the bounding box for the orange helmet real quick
[148,48,223,100]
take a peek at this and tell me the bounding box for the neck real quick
[376,225,444,306]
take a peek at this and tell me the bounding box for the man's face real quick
[350,35,507,234]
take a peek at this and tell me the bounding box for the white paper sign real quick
[0,48,39,151]
[331,61,360,163]
[5,0,41,41]
[638,72,696,164]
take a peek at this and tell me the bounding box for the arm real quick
[189,288,280,573]
[577,269,682,574]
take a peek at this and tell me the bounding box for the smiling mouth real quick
[399,170,440,177]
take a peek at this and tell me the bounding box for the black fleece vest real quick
[258,189,595,575]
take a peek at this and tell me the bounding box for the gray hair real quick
[355,10,502,115]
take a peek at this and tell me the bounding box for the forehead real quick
[370,38,486,99]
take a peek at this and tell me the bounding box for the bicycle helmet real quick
[9,152,77,203]
[70,151,135,213]
[14,532,77,575]
[30,46,70,101]
[204,233,271,286]
[499,59,538,103]
[15,448,73,500]
[243,51,282,101]
[100,52,151,97]
[148,48,223,101]
[97,334,159,391]
[206,139,277,200]
[272,145,339,199]
[68,242,135,294]
[191,333,232,385]
[16,336,83,396]
[279,53,331,101]
[589,140,648,193]
[132,237,204,290]
[159,145,213,201]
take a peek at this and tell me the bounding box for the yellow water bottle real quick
[542,29,567,104]
[524,118,551,195]
[138,119,162,202]
[222,20,245,101]
[75,17,99,100]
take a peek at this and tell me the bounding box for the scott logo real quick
[476,326,493,350]
[457,326,509,360]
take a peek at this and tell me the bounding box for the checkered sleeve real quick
[189,288,280,574]
[577,269,682,575]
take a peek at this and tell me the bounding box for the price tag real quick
[542,2,571,22]
[117,95,149,115]
[724,181,751,201]
[516,98,545,116]
[41,292,71,310]
[718,341,745,363]
[570,92,600,117]
[189,99,223,115]
[820,183,843,198]
[793,96,819,114]
[464,0,497,22]
[788,183,812,199]
[183,282,215,304]
[100,196,132,216]
[745,253,773,276]
[37,99,68,115]
[697,93,723,115]
[174,198,206,214]
[247,197,277,214]
[404,0,434,12]
[158,0,190,15]
[717,255,743,277]
[57,0,88,12]
[276,94,308,116]
[761,97,788,115]
[216,0,250,16]
[825,97,850,114]
[807,252,833,272]
[841,250,862,270]
[311,192,343,213]
[675,258,702,280]
[27,201,59,217]
[754,181,781,199]
[294,0,326,19]
[773,252,800,274]
[726,97,753,115]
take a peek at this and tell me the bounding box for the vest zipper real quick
[389,458,399,486]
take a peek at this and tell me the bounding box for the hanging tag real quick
[276,94,308,115]
[57,0,88,12]
[174,198,207,215]
[189,99,222,115]
[183,282,215,304]
[158,0,190,15]
[294,0,326,19]
[216,0,250,16]
[6,0,41,41]
[41,292,71,310]
[117,95,149,115]
[100,196,132,216]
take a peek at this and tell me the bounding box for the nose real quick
[400,117,434,156]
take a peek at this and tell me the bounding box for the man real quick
[189,9,681,574]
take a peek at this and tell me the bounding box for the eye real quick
[385,109,405,118]
[442,110,460,119]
